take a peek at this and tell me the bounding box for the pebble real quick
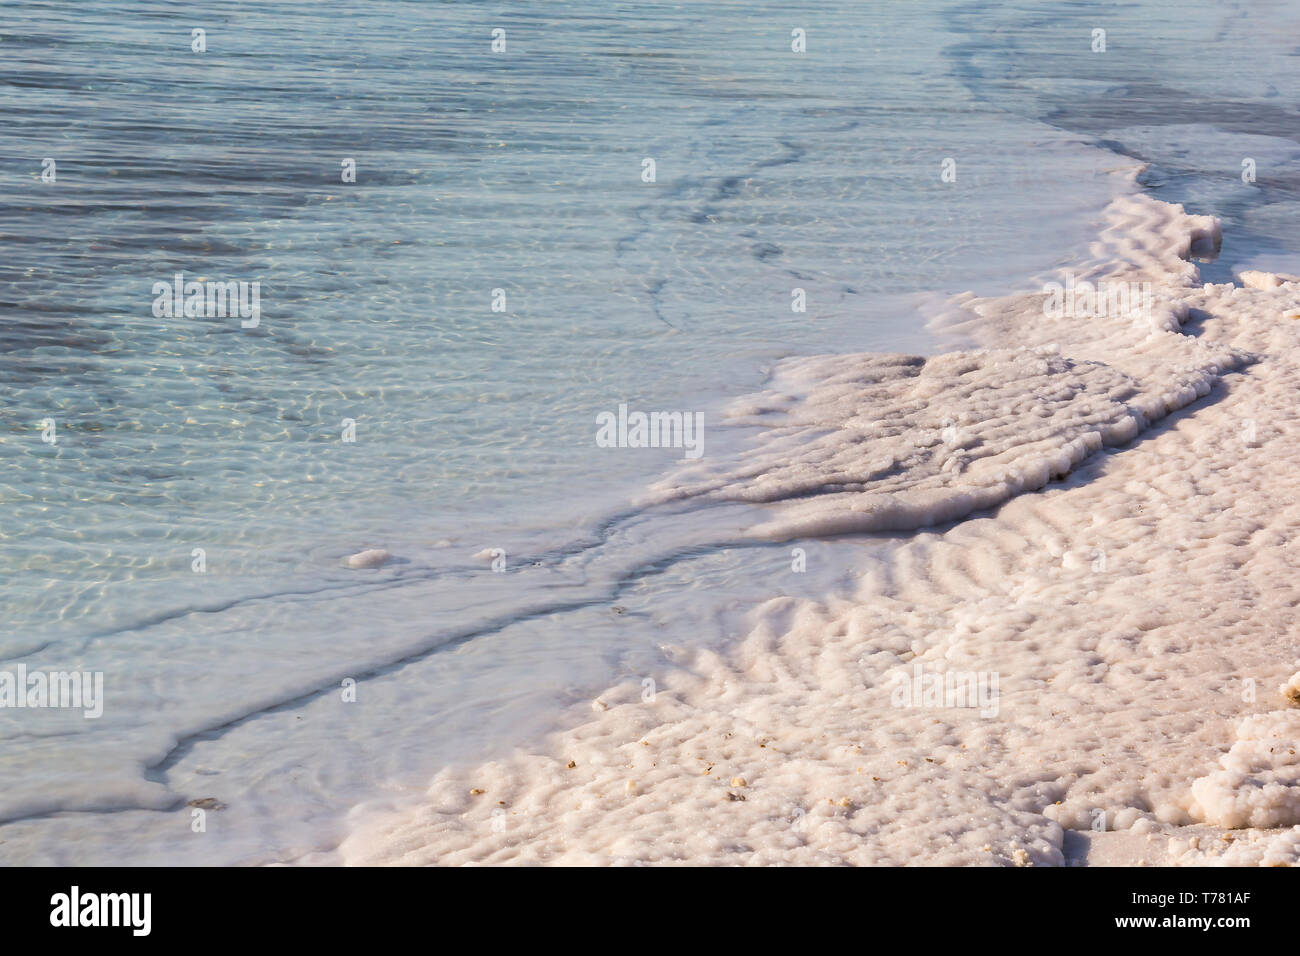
[345,548,391,569]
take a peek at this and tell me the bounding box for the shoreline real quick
[335,175,1300,866]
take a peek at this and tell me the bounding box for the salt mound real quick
[1173,826,1300,866]
[1189,710,1300,829]
[1237,270,1300,290]
[649,342,1244,540]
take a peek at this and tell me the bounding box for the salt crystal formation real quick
[1189,710,1300,830]
[647,195,1250,540]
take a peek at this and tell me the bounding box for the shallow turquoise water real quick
[0,1,1117,635]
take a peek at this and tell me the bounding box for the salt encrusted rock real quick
[1281,671,1300,704]
[345,548,391,569]
[1237,269,1300,290]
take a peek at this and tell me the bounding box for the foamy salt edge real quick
[338,180,1300,866]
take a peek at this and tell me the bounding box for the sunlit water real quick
[0,0,1295,863]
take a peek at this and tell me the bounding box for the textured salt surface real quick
[339,181,1300,866]
[647,191,1248,540]
[1189,704,1300,830]
[1171,825,1300,866]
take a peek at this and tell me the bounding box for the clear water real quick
[2,0,1292,863]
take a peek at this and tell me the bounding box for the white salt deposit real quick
[1238,270,1300,291]
[339,179,1300,866]
[1189,710,1300,830]
[646,192,1249,540]
[344,549,392,569]
[1171,827,1300,867]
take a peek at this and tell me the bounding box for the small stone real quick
[469,788,485,796]
[187,797,225,811]
[566,760,576,769]
[1281,673,1300,703]
[730,777,746,788]
[345,548,391,569]
[592,698,609,712]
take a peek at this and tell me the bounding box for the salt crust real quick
[341,188,1300,866]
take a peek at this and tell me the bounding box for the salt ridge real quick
[645,192,1251,540]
